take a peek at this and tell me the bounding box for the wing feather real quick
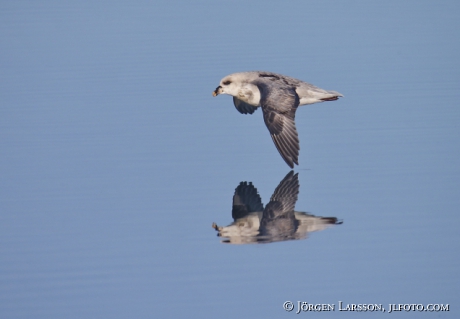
[257,81,300,168]
[233,97,259,114]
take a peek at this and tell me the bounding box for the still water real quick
[1,1,459,318]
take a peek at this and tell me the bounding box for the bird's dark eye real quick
[223,80,231,85]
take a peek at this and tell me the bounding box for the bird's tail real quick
[319,90,343,102]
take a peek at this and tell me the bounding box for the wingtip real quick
[284,156,297,169]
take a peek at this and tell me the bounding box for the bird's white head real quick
[212,74,242,97]
[212,72,261,106]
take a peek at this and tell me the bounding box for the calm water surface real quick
[1,1,459,318]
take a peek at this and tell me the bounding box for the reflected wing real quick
[263,171,299,220]
[259,171,300,240]
[258,83,300,168]
[232,181,264,220]
[233,97,259,114]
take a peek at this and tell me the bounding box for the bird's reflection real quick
[212,171,342,244]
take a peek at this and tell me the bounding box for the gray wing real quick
[259,171,300,240]
[263,171,299,219]
[257,82,300,168]
[232,182,264,220]
[233,97,259,115]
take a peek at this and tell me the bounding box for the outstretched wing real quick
[257,82,300,168]
[233,97,259,114]
[232,181,264,220]
[259,171,300,240]
[263,171,299,220]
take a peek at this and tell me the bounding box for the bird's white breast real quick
[237,84,261,106]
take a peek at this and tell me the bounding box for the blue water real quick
[1,1,459,318]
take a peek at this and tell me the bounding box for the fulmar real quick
[212,71,342,168]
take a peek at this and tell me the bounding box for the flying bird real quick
[212,71,342,168]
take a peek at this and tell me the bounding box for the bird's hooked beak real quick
[212,86,222,97]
